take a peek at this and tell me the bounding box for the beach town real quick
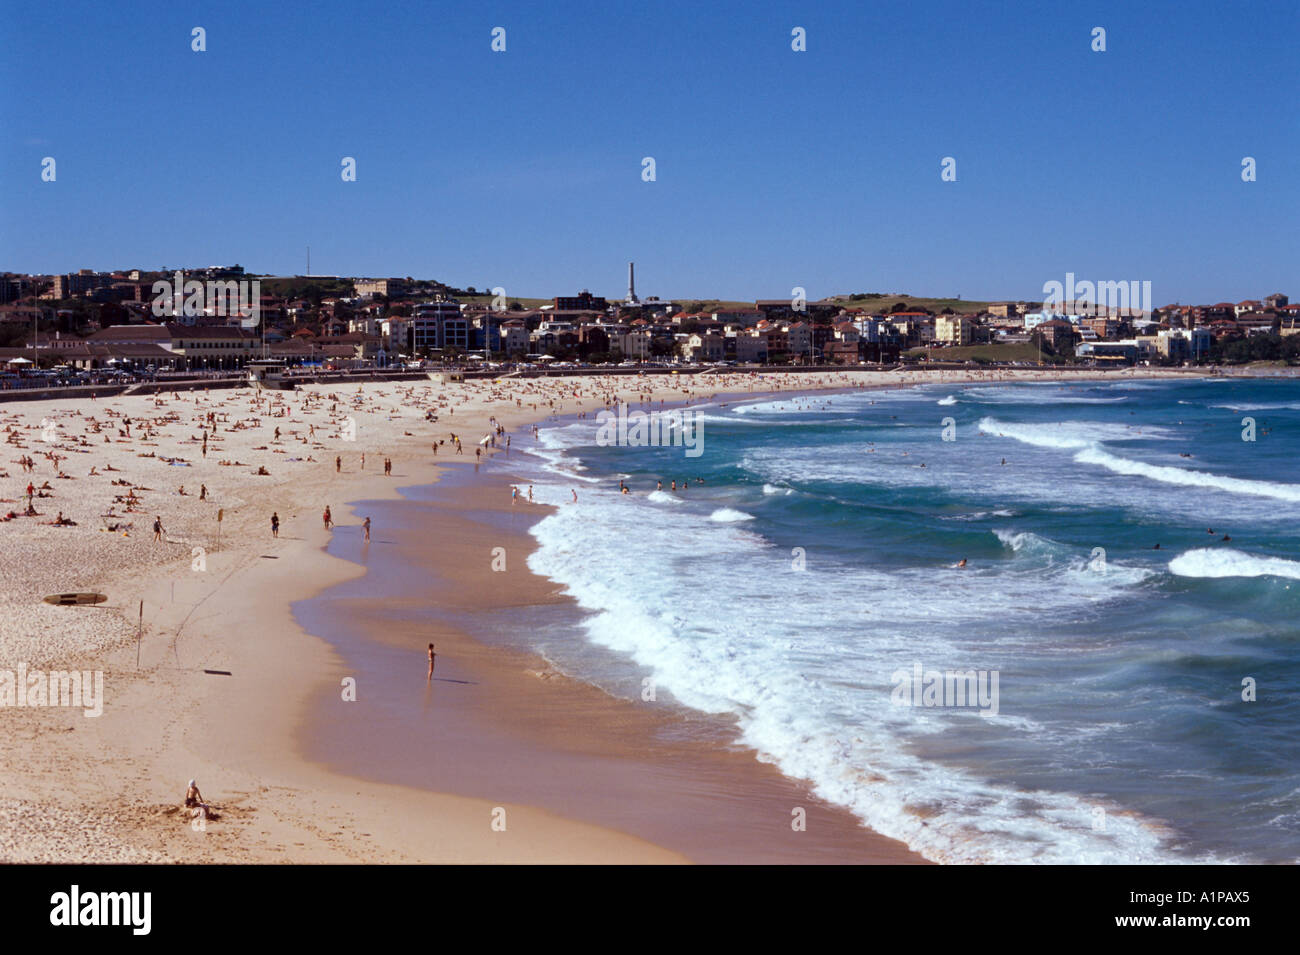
[1,266,1297,379]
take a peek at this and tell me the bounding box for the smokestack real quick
[627,261,635,301]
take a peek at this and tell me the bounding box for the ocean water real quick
[517,377,1300,864]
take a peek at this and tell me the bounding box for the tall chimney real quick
[627,261,635,301]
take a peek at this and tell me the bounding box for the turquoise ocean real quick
[517,376,1300,863]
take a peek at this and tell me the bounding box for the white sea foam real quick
[978,417,1172,449]
[519,470,1182,864]
[762,483,793,496]
[1169,548,1300,581]
[709,507,755,522]
[1076,446,1300,503]
[1211,402,1300,412]
[937,395,958,406]
[980,417,1300,503]
[647,490,684,505]
[994,529,1060,554]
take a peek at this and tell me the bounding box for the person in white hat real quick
[185,779,208,820]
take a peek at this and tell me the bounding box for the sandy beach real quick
[0,365,1205,863]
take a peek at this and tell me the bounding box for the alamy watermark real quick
[49,885,150,935]
[595,406,704,458]
[1042,272,1151,317]
[151,270,260,325]
[0,663,103,717]
[891,661,999,717]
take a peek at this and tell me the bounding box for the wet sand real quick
[298,465,926,863]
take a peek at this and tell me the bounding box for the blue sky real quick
[2,0,1296,303]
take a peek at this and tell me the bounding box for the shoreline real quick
[0,366,1212,863]
[298,462,927,863]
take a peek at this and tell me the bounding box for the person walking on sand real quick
[271,511,280,538]
[323,505,332,530]
[363,516,371,542]
[384,457,391,476]
[427,643,436,682]
[336,455,341,473]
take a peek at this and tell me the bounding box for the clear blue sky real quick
[2,0,1296,304]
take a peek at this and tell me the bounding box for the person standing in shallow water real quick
[363,516,371,542]
[427,643,436,682]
